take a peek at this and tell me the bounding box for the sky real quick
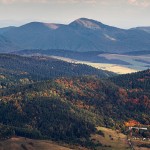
[0,0,150,28]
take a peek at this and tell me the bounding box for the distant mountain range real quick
[0,35,18,52]
[135,27,150,33]
[0,18,150,53]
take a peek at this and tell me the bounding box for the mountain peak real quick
[20,22,62,30]
[69,18,103,30]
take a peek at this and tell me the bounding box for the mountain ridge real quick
[134,26,150,33]
[0,18,150,53]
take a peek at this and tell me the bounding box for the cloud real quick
[128,0,137,4]
[0,0,97,4]
[0,0,16,4]
[128,0,150,7]
[59,0,97,4]
[0,0,51,4]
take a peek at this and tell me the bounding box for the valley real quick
[13,49,150,74]
[99,53,150,70]
[50,55,137,74]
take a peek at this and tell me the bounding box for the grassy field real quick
[50,53,150,74]
[90,127,130,150]
[0,137,73,150]
[90,127,150,150]
[132,140,150,150]
[50,56,137,74]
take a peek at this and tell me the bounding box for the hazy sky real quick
[0,0,150,28]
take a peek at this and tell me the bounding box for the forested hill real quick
[0,54,114,87]
[0,72,149,147]
[0,55,150,148]
[111,69,150,90]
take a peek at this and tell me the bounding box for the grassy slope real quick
[0,128,149,150]
[0,137,72,150]
[132,140,150,150]
[91,127,150,150]
[91,127,130,150]
[0,129,129,150]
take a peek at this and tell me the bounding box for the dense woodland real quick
[111,69,150,89]
[0,54,114,89]
[0,54,150,148]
